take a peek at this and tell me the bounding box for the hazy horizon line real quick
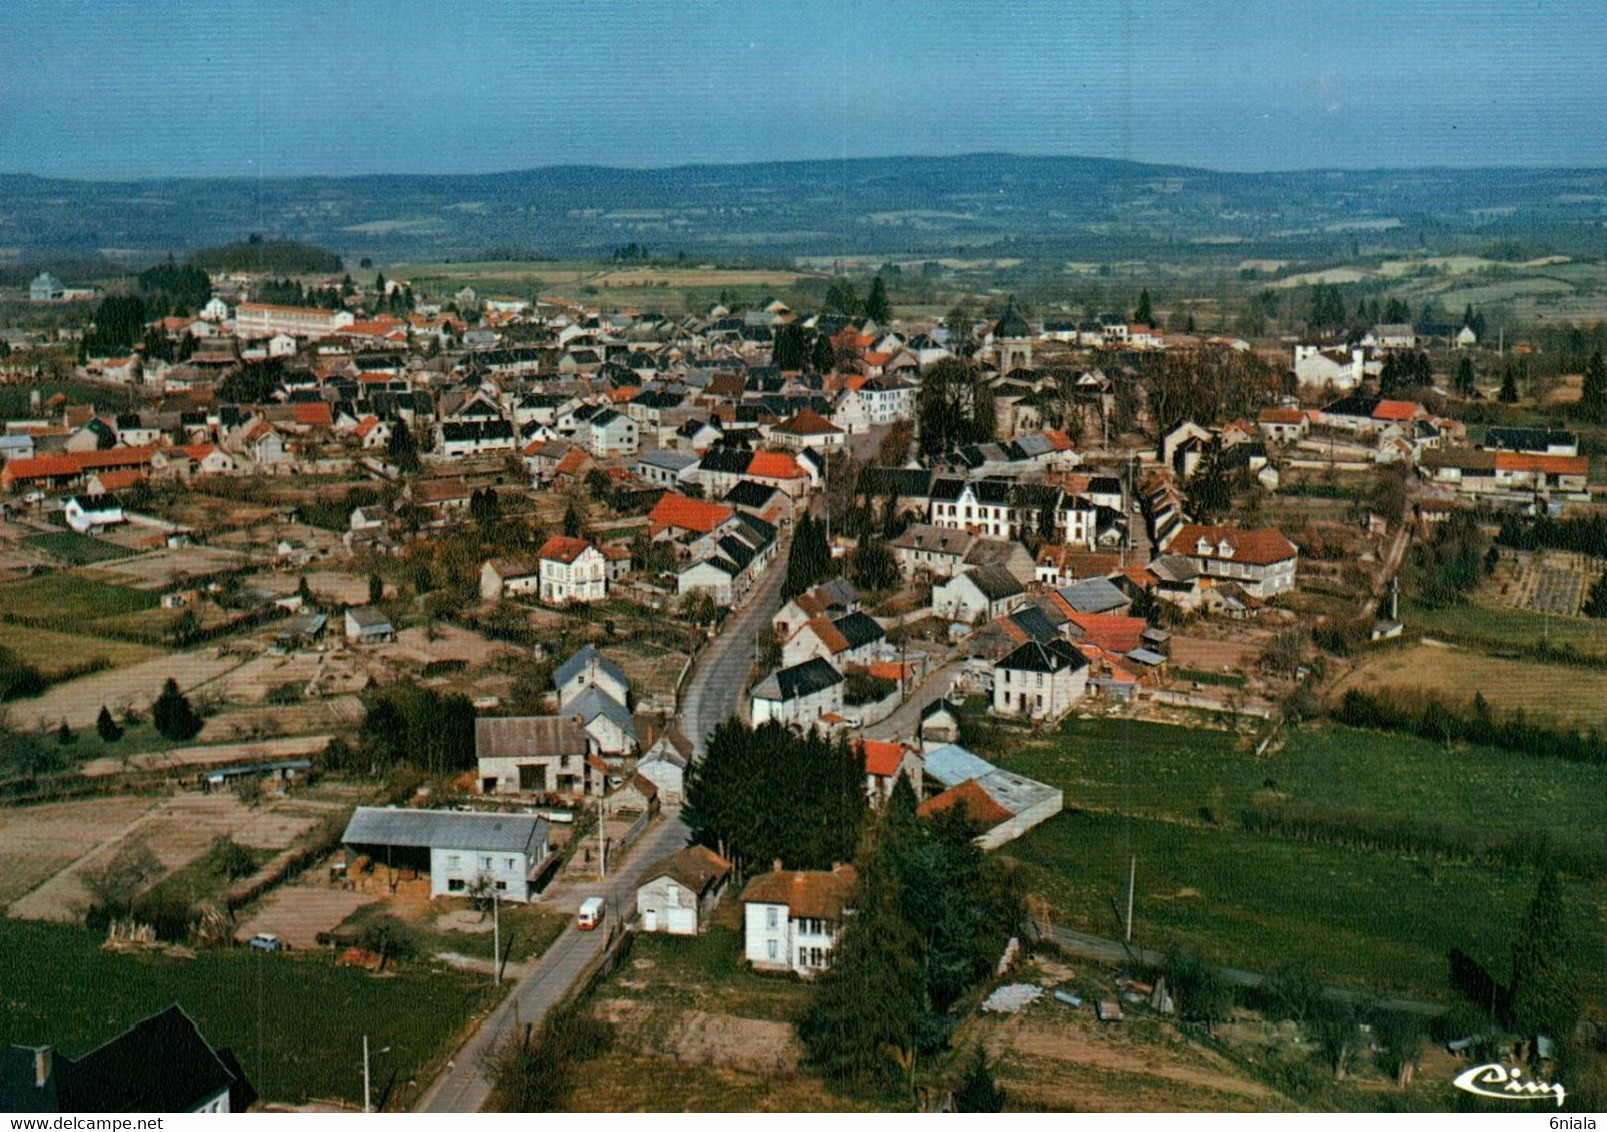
[4,149,1605,185]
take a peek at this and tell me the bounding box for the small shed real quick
[635,844,733,935]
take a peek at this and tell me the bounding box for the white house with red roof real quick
[771,408,845,451]
[1162,523,1300,598]
[535,535,608,604]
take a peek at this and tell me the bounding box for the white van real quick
[576,896,606,931]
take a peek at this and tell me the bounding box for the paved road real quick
[679,541,792,755]
[415,809,689,1113]
[862,656,964,742]
[1036,921,1446,1018]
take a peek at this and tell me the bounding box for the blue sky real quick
[1,0,1603,179]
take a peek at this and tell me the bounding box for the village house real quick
[556,645,631,709]
[475,715,598,798]
[991,639,1089,721]
[741,863,858,977]
[779,610,886,669]
[919,744,1065,851]
[932,565,1026,624]
[1162,523,1300,599]
[479,557,541,601]
[1257,407,1310,445]
[340,806,551,903]
[859,739,924,806]
[634,844,734,935]
[750,657,845,730]
[534,535,609,605]
[890,523,977,579]
[343,605,395,644]
[1292,345,1365,390]
[62,493,125,534]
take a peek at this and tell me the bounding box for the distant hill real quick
[188,238,343,275]
[2,154,1606,266]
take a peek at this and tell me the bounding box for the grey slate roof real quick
[567,685,638,742]
[554,644,628,695]
[832,611,885,650]
[962,564,1025,602]
[1056,577,1130,614]
[752,657,844,702]
[475,715,592,759]
[997,638,1086,675]
[341,806,549,855]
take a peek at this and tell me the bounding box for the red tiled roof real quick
[1495,452,1588,476]
[1064,612,1147,654]
[859,739,911,779]
[88,468,147,491]
[648,493,733,535]
[554,448,594,476]
[291,402,333,427]
[1258,408,1305,425]
[1371,400,1423,422]
[1167,523,1298,566]
[739,865,858,921]
[918,780,1011,827]
[746,451,806,480]
[775,408,842,435]
[536,535,597,564]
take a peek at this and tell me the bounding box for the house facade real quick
[741,864,858,977]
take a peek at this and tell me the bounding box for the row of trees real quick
[916,359,997,457]
[798,779,1020,1095]
[347,680,476,777]
[681,719,864,872]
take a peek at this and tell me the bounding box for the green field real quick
[1403,597,1607,660]
[1008,810,1607,1005]
[0,622,161,676]
[0,573,158,625]
[997,718,1607,856]
[989,717,1607,1003]
[0,919,497,1109]
[23,532,136,565]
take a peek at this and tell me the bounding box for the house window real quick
[495,880,507,891]
[767,940,778,960]
[799,947,809,968]
[766,906,778,930]
[446,854,460,868]
[506,858,516,870]
[448,878,466,892]
[482,857,493,869]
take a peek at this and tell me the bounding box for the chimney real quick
[34,1047,52,1088]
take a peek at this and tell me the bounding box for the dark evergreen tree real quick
[823,278,860,317]
[782,512,836,600]
[797,848,923,1094]
[368,572,384,604]
[773,321,814,371]
[1133,288,1153,325]
[864,276,891,323]
[1580,349,1607,424]
[151,677,203,742]
[562,500,586,539]
[96,705,123,744]
[1506,867,1579,1039]
[1498,362,1520,404]
[1454,355,1476,397]
[1582,569,1607,619]
[386,418,421,473]
[848,538,900,592]
[953,1048,1006,1112]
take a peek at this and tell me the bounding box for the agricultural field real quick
[0,918,497,1110]
[989,716,1607,1003]
[1338,641,1607,729]
[0,794,160,909]
[23,531,135,565]
[4,648,243,731]
[1006,810,1607,1007]
[0,621,162,676]
[0,572,159,627]
[1402,597,1607,660]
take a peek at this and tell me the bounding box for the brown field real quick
[1337,641,1607,728]
[0,622,163,675]
[233,886,379,950]
[0,795,160,909]
[82,545,253,590]
[78,733,335,779]
[1167,633,1265,674]
[6,791,342,922]
[6,649,245,730]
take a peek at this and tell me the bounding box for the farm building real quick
[475,715,598,798]
[339,807,551,903]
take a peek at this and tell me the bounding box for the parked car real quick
[247,932,283,952]
[576,897,606,931]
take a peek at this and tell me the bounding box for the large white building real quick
[340,806,551,902]
[234,302,355,339]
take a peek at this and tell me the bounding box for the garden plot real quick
[83,545,253,590]
[1504,551,1599,617]
[6,790,331,922]
[0,795,161,910]
[233,886,378,950]
[6,649,244,730]
[78,733,335,779]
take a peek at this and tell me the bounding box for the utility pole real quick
[1124,855,1136,944]
[597,785,606,879]
[491,891,501,986]
[362,1034,371,1114]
